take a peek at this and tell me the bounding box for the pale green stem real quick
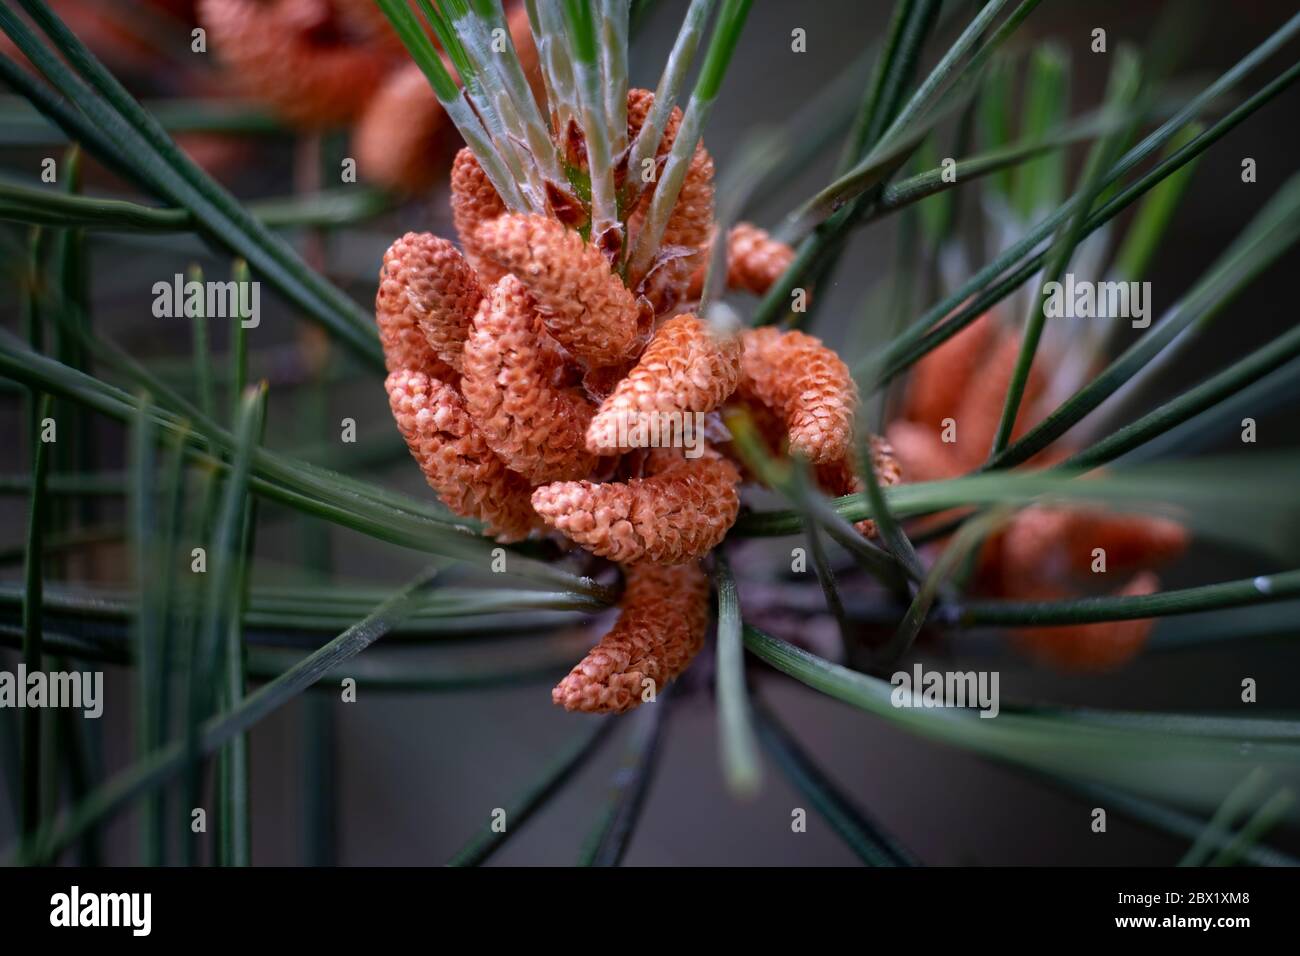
[531,1,582,148]
[601,0,630,157]
[452,3,557,206]
[623,0,714,210]
[564,4,620,243]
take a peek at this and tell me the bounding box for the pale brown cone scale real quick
[1011,572,1161,670]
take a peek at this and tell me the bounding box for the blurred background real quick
[2,0,1299,865]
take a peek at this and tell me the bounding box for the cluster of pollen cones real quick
[888,311,1190,669]
[376,88,896,713]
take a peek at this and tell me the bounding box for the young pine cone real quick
[815,434,903,537]
[662,147,715,258]
[376,233,483,374]
[739,327,859,464]
[623,89,713,312]
[884,419,964,483]
[637,144,715,313]
[972,504,1187,669]
[1011,572,1161,670]
[354,61,451,195]
[888,310,1190,671]
[1064,511,1190,575]
[530,455,741,564]
[951,329,1047,467]
[688,222,797,299]
[645,145,715,308]
[586,313,741,455]
[198,0,397,128]
[625,87,682,160]
[385,370,537,542]
[901,311,999,433]
[990,506,1188,593]
[450,148,510,284]
[726,222,795,296]
[474,214,642,366]
[552,562,710,713]
[461,275,597,483]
